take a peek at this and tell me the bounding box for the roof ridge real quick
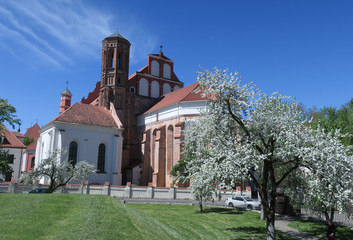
[143,82,205,114]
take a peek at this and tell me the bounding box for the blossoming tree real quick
[285,129,353,225]
[21,149,96,193]
[182,68,353,240]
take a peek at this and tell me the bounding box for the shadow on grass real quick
[226,226,263,234]
[293,218,353,240]
[195,207,245,215]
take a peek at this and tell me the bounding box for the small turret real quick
[60,82,72,114]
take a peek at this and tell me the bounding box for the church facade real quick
[34,32,208,186]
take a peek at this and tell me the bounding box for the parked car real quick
[0,190,5,193]
[225,196,261,210]
[225,196,247,209]
[27,188,50,194]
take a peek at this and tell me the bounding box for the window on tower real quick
[109,92,114,102]
[117,53,121,69]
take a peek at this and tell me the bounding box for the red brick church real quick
[35,31,208,187]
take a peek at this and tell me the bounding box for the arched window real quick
[117,53,120,69]
[139,78,148,96]
[163,83,171,95]
[174,85,180,91]
[108,91,114,102]
[97,143,106,173]
[30,157,35,169]
[163,64,171,79]
[110,51,114,68]
[166,125,174,173]
[151,60,159,77]
[151,81,160,98]
[69,141,78,166]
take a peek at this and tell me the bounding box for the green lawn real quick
[288,218,353,240]
[0,194,298,240]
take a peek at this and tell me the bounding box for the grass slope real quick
[0,194,297,240]
[128,203,296,240]
[288,218,353,240]
[0,194,174,240]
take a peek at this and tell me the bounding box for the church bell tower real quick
[99,31,131,120]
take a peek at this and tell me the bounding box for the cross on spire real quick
[160,45,163,52]
[66,81,69,89]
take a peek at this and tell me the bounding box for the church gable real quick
[128,51,184,99]
[24,123,40,140]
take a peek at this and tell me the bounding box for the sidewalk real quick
[276,216,321,240]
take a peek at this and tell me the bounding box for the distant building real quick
[21,123,40,173]
[35,31,208,186]
[0,124,26,181]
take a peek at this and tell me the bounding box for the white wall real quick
[137,100,208,126]
[0,147,24,181]
[36,122,123,185]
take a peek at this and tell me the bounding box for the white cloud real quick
[0,22,61,67]
[0,0,158,68]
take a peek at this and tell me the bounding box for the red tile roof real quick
[45,103,120,129]
[144,82,208,113]
[24,123,40,140]
[0,124,26,149]
[12,132,24,138]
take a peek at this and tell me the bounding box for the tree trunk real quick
[266,211,276,240]
[199,197,203,212]
[261,207,265,220]
[324,208,336,223]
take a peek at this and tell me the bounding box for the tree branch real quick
[276,160,300,187]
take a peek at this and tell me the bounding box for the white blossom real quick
[181,68,353,240]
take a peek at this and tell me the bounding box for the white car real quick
[225,196,261,210]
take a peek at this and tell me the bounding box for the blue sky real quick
[1,0,353,132]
